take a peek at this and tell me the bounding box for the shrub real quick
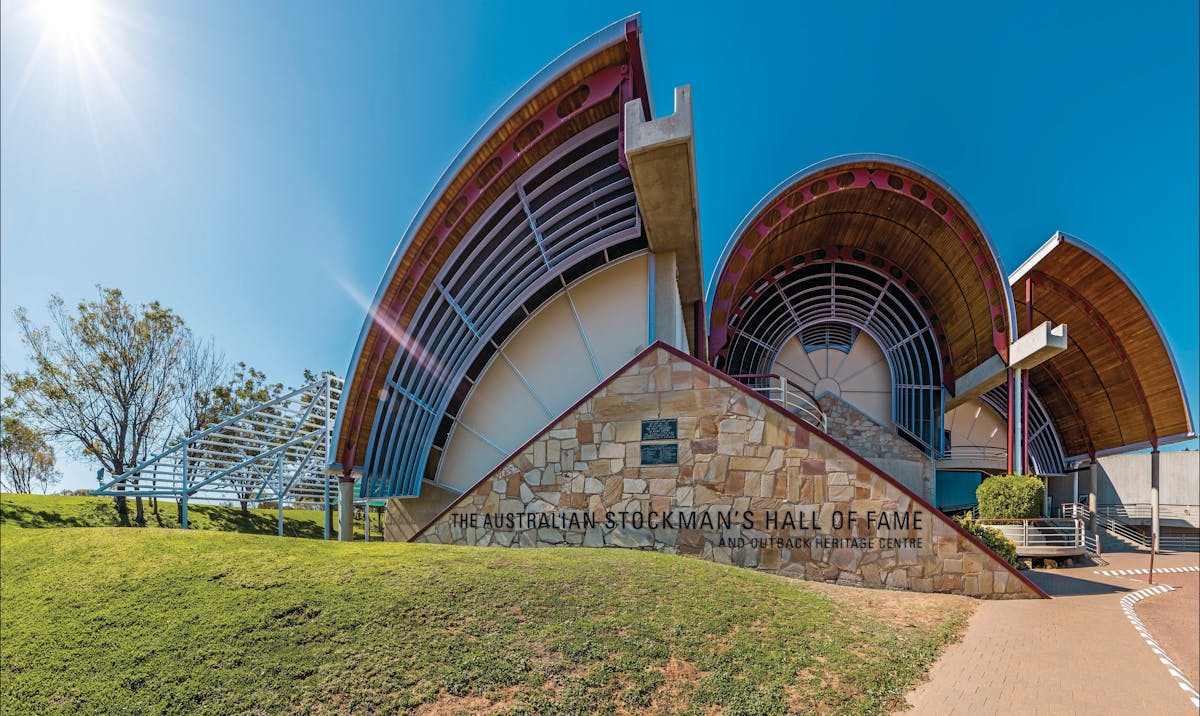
[976,473,1044,519]
[957,513,1020,568]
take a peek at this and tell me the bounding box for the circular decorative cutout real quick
[887,175,904,190]
[555,85,590,118]
[836,171,855,187]
[475,157,503,189]
[512,119,544,153]
[810,179,829,196]
[443,196,468,228]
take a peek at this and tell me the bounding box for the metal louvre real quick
[362,116,641,498]
[718,259,946,455]
[981,384,1068,475]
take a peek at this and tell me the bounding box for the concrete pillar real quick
[1150,449,1160,551]
[1088,460,1098,536]
[338,478,355,542]
[651,251,681,348]
[1010,369,1024,473]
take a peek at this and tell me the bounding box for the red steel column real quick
[1006,367,1015,474]
[1022,278,1033,474]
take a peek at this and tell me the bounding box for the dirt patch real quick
[647,656,707,714]
[1130,572,1199,688]
[798,579,976,629]
[414,694,501,716]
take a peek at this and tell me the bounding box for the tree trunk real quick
[111,461,129,524]
[113,490,129,524]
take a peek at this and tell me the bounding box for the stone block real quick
[599,442,624,459]
[616,421,640,442]
[648,478,676,496]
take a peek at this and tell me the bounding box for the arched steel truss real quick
[361,116,644,498]
[980,384,1068,475]
[705,156,1016,363]
[714,250,951,454]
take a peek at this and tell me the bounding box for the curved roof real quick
[1010,232,1195,460]
[706,155,1016,383]
[332,17,653,494]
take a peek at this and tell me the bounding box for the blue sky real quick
[2,0,1197,490]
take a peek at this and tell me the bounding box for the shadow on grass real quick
[1,496,327,539]
[186,504,325,539]
[0,501,125,528]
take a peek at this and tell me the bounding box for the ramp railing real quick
[94,375,343,536]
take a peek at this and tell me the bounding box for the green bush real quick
[976,473,1044,519]
[957,513,1020,568]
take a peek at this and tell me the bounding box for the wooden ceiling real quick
[1013,234,1194,459]
[335,25,643,473]
[709,159,1012,383]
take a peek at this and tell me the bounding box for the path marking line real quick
[1119,584,1199,709]
[1095,566,1200,577]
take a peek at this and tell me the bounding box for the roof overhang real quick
[1011,231,1195,460]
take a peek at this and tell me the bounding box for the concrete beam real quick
[948,354,1007,410]
[1009,321,1068,371]
[624,86,704,347]
[946,321,1068,410]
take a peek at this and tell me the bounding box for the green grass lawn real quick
[0,524,972,715]
[0,493,383,540]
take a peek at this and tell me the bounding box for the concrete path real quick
[901,549,1200,715]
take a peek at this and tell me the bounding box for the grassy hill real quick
[1,522,973,716]
[1,493,382,540]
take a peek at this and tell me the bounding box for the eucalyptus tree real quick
[0,403,61,494]
[6,287,190,524]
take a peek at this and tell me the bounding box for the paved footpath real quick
[901,550,1200,715]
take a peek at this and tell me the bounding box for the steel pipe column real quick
[1151,449,1160,551]
[338,477,355,542]
[1088,460,1098,537]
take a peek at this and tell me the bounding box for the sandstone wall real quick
[816,394,934,501]
[413,345,1042,599]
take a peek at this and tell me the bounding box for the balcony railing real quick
[939,445,1008,461]
[977,517,1087,557]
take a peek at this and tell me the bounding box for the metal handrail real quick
[977,517,1086,552]
[940,445,1008,460]
[1096,503,1197,522]
[730,373,827,431]
[1060,503,1200,552]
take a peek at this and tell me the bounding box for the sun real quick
[36,0,101,51]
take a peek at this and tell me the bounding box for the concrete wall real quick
[1095,451,1199,507]
[1045,451,1199,524]
[414,345,1041,599]
[385,481,458,541]
[437,255,651,492]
